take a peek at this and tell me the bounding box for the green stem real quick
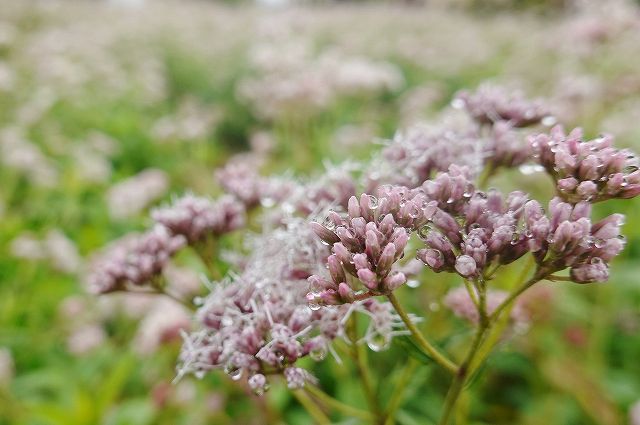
[293,389,331,425]
[489,276,540,323]
[348,314,383,421]
[477,162,495,189]
[383,359,419,425]
[305,385,374,421]
[439,259,544,424]
[438,322,489,425]
[195,236,222,281]
[387,292,457,374]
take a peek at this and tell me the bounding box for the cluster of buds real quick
[152,194,246,244]
[215,157,297,209]
[177,219,350,391]
[417,168,530,278]
[454,84,552,128]
[416,165,627,284]
[291,164,357,216]
[374,123,483,188]
[308,187,432,306]
[530,126,640,203]
[523,198,625,283]
[487,121,533,169]
[87,226,186,294]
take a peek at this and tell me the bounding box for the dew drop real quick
[406,279,421,288]
[366,333,391,352]
[518,164,545,175]
[451,98,465,109]
[225,365,243,381]
[368,196,379,210]
[542,116,557,127]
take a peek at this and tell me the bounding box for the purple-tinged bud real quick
[417,248,445,271]
[333,243,352,265]
[551,221,576,253]
[505,191,528,215]
[591,214,624,239]
[337,282,355,302]
[570,258,609,283]
[327,211,343,227]
[284,367,316,389]
[488,225,514,255]
[328,255,346,284]
[576,181,598,199]
[353,253,370,271]
[316,289,340,305]
[571,201,591,220]
[390,228,408,257]
[351,217,367,238]
[248,374,268,395]
[549,198,573,229]
[336,227,360,251]
[308,275,335,293]
[348,196,361,218]
[377,243,397,276]
[379,214,397,235]
[359,194,376,222]
[365,230,381,261]
[310,222,340,245]
[382,271,406,292]
[605,173,625,194]
[524,200,545,225]
[622,184,640,199]
[557,177,579,192]
[596,237,625,261]
[578,155,600,181]
[455,255,477,277]
[357,268,378,290]
[555,150,576,174]
[432,210,461,244]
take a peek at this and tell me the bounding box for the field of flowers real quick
[1,1,640,424]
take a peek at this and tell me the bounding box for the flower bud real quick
[455,255,477,277]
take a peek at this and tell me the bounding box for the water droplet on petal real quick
[366,333,391,352]
[406,279,421,288]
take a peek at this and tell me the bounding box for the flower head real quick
[530,126,640,203]
[152,194,246,243]
[87,226,186,294]
[455,84,552,128]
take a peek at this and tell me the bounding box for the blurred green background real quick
[0,1,639,424]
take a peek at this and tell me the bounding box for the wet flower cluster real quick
[530,126,640,203]
[84,79,639,402]
[308,187,432,305]
[88,226,186,294]
[454,83,552,128]
[177,219,403,391]
[152,194,246,244]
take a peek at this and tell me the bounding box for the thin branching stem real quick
[305,385,374,421]
[383,359,419,425]
[387,292,457,374]
[293,389,331,425]
[348,314,383,422]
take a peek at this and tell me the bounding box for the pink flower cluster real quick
[455,83,552,128]
[152,194,246,243]
[88,226,186,294]
[530,126,640,203]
